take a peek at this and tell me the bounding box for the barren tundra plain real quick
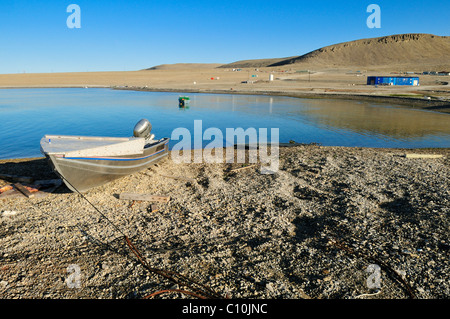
[1,33,449,112]
[1,33,450,300]
[0,64,449,114]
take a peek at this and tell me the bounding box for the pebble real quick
[1,210,18,217]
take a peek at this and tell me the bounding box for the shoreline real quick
[0,145,449,299]
[113,86,450,114]
[1,144,450,162]
[1,84,449,114]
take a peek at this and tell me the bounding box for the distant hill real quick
[216,57,296,69]
[219,34,450,70]
[145,63,224,70]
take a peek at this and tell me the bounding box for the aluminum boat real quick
[40,119,169,192]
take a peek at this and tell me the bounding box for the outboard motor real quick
[133,119,155,142]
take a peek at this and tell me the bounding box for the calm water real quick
[0,88,449,159]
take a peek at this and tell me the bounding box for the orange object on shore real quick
[0,185,13,193]
[24,185,40,193]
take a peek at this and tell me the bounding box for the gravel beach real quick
[0,145,449,299]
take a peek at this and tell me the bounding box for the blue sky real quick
[0,0,448,74]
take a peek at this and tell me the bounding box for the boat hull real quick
[44,138,169,192]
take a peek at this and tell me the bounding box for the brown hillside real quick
[217,57,295,69]
[220,34,450,70]
[146,63,224,70]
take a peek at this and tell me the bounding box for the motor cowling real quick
[133,119,152,140]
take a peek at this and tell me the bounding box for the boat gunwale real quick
[43,134,133,142]
[60,138,169,161]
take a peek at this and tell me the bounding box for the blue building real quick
[367,76,419,86]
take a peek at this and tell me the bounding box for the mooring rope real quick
[53,171,223,299]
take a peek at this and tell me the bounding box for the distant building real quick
[367,76,419,86]
[423,71,450,76]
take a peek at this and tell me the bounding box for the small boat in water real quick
[40,119,169,192]
[178,96,190,108]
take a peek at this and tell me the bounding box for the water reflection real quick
[293,99,450,139]
[178,93,449,141]
[0,88,449,159]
